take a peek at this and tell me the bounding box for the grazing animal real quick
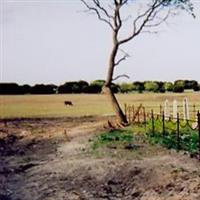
[64,101,73,106]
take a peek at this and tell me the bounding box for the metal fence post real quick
[162,111,165,136]
[151,109,155,135]
[198,111,200,161]
[160,104,162,116]
[177,112,180,150]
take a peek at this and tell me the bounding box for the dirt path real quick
[0,117,200,200]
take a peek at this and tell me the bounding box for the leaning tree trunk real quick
[103,41,128,125]
[102,86,128,125]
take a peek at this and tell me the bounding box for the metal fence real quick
[124,104,200,160]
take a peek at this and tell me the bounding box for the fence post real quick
[198,111,200,161]
[160,104,162,116]
[151,109,155,135]
[177,112,180,151]
[162,111,165,136]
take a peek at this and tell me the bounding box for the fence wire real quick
[124,104,200,160]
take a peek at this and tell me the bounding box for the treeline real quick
[0,80,199,95]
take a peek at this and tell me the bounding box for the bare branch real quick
[144,9,171,28]
[114,49,130,67]
[121,0,129,6]
[114,56,127,67]
[112,74,130,81]
[93,0,114,19]
[80,0,114,30]
[118,0,165,45]
[141,30,159,35]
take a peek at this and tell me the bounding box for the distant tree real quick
[30,84,57,94]
[20,84,31,94]
[164,82,173,92]
[184,80,199,91]
[173,80,185,93]
[89,80,105,93]
[77,80,89,93]
[111,83,120,93]
[91,79,105,87]
[89,80,119,93]
[156,81,165,93]
[133,81,145,93]
[81,0,194,125]
[58,82,80,93]
[193,83,200,91]
[144,81,159,92]
[0,83,21,94]
[85,84,102,93]
[120,82,135,93]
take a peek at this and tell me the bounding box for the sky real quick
[0,0,200,85]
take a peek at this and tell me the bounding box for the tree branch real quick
[144,9,171,28]
[112,74,130,81]
[80,0,114,30]
[118,0,165,45]
[114,50,130,67]
[93,0,114,19]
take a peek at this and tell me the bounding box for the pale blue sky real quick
[0,0,200,85]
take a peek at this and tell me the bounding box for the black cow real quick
[64,101,73,106]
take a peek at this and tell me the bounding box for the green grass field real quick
[0,92,200,119]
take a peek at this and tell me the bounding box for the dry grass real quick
[0,92,200,119]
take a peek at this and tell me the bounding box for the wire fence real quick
[124,103,200,160]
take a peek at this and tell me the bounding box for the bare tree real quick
[81,0,194,125]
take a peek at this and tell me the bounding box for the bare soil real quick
[0,116,200,200]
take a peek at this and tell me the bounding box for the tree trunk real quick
[103,40,128,125]
[102,86,128,124]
